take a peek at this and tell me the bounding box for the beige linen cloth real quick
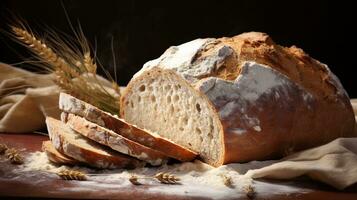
[1,62,357,190]
[245,137,357,190]
[0,62,59,133]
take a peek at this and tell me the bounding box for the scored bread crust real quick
[42,140,79,165]
[121,32,356,167]
[62,112,168,166]
[46,117,143,169]
[59,92,197,162]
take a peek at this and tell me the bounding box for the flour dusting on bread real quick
[136,38,234,82]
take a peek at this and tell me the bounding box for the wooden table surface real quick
[0,133,356,200]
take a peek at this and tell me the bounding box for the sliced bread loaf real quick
[121,32,356,167]
[59,92,197,162]
[62,112,168,166]
[46,117,144,169]
[42,140,79,165]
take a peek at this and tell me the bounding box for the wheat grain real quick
[129,175,142,185]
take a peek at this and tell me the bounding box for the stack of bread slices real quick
[43,93,197,169]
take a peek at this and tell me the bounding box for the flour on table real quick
[12,151,309,199]
[16,151,60,172]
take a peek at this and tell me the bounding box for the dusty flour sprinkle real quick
[11,151,309,199]
[16,151,69,173]
[14,151,254,197]
[17,151,252,185]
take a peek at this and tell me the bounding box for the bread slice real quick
[46,117,144,169]
[42,140,79,165]
[62,112,168,166]
[59,92,197,162]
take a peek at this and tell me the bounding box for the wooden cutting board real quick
[0,133,356,200]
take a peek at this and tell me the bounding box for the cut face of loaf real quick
[121,69,224,166]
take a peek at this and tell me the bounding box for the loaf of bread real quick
[121,32,356,167]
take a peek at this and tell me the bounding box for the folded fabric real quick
[0,63,59,133]
[245,137,357,190]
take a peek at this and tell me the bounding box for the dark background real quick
[1,0,356,97]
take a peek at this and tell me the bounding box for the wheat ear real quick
[10,26,82,94]
[57,169,87,181]
[5,148,24,164]
[83,52,97,73]
[154,172,180,184]
[11,26,79,78]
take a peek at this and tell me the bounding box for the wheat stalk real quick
[57,169,87,181]
[10,25,121,114]
[0,143,8,154]
[5,148,24,164]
